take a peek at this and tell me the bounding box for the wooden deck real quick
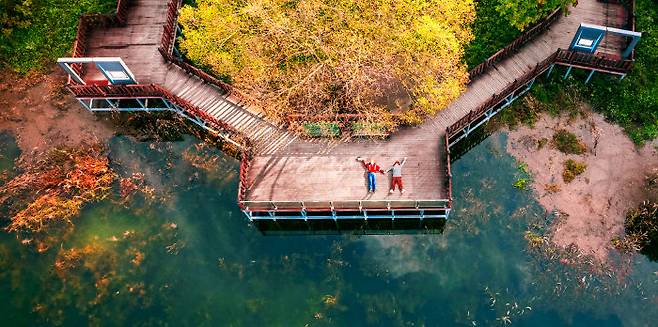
[77,0,629,206]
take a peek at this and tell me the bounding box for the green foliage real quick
[496,0,575,30]
[552,129,586,155]
[585,0,658,144]
[464,0,521,68]
[513,178,529,190]
[0,0,115,73]
[625,201,658,261]
[562,159,586,183]
[513,162,531,190]
[465,0,572,69]
[302,122,341,138]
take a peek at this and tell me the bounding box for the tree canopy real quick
[496,0,576,30]
[178,0,476,126]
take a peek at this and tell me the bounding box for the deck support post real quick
[585,70,596,84]
[563,66,573,79]
[547,64,555,77]
[242,208,253,222]
[136,98,146,109]
[527,77,536,90]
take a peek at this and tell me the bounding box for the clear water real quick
[0,132,656,326]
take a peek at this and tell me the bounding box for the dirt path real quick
[506,108,658,262]
[0,69,114,158]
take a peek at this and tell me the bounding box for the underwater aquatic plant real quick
[1,144,115,247]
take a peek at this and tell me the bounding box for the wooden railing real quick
[237,150,253,209]
[70,0,131,80]
[468,8,563,81]
[158,0,258,108]
[554,48,633,73]
[68,84,251,147]
[444,133,453,208]
[448,51,559,137]
[448,47,634,141]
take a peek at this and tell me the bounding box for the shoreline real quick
[505,107,658,262]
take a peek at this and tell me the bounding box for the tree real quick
[178,0,476,127]
[496,0,576,30]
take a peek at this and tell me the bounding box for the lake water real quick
[0,132,656,326]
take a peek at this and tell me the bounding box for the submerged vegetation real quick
[0,0,115,72]
[178,0,476,127]
[0,145,114,250]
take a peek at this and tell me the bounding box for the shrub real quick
[552,129,586,154]
[496,0,576,30]
[350,122,390,137]
[562,159,586,183]
[625,201,658,261]
[302,122,341,138]
[0,0,116,72]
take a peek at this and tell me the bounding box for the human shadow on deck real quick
[253,218,446,236]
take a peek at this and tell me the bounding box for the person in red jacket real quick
[357,157,384,192]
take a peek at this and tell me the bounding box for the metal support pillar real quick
[585,70,596,84]
[547,64,555,77]
[563,66,573,79]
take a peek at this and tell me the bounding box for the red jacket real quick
[365,162,382,173]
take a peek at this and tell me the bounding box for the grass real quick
[0,0,116,73]
[562,159,587,183]
[552,129,587,154]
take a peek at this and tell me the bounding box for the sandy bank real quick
[506,108,658,262]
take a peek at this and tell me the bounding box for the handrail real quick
[448,48,634,141]
[67,84,252,148]
[445,133,453,208]
[468,8,563,81]
[240,199,451,211]
[448,50,559,138]
[237,150,253,209]
[554,48,633,73]
[158,0,259,109]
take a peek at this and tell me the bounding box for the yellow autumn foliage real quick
[178,0,475,126]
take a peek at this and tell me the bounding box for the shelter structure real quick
[58,0,639,233]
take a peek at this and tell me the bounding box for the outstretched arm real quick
[401,157,408,167]
[356,157,367,169]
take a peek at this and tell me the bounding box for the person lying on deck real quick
[357,157,384,193]
[385,157,408,194]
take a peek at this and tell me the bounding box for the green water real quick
[0,132,657,326]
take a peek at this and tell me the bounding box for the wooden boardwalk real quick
[78,0,627,205]
[84,0,298,155]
